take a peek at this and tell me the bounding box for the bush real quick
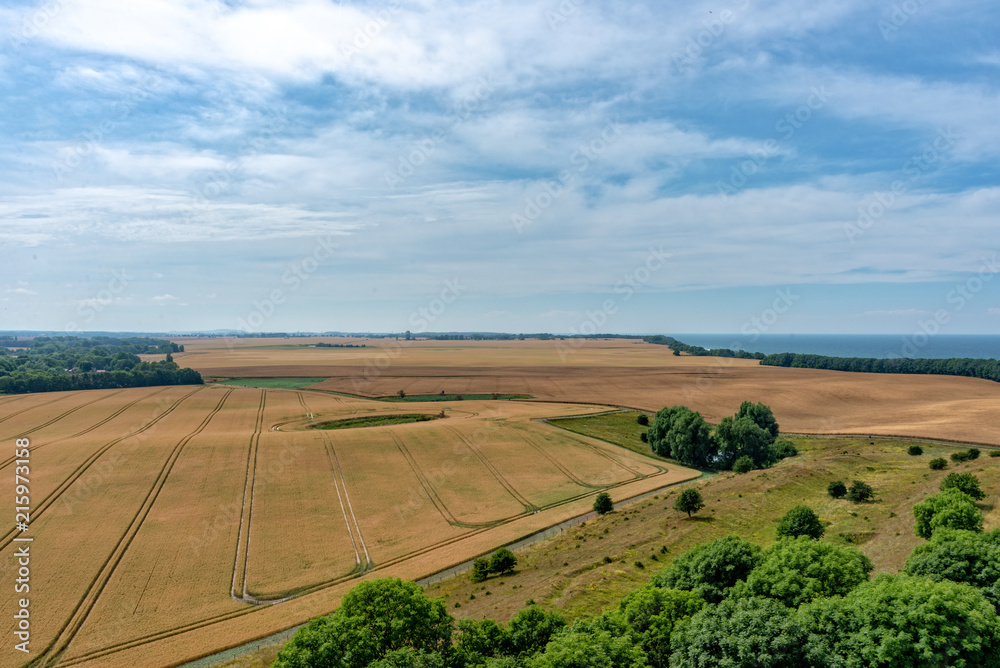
[913,489,984,539]
[846,480,874,503]
[930,458,948,470]
[828,481,847,499]
[968,448,981,460]
[470,557,490,583]
[990,450,1000,458]
[776,505,824,540]
[593,492,614,515]
[904,528,1000,610]
[771,440,798,459]
[732,456,754,474]
[952,451,971,463]
[637,414,649,426]
[940,472,986,500]
[640,431,648,443]
[908,445,923,456]
[652,535,762,604]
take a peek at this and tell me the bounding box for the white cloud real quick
[5,287,37,295]
[151,294,179,304]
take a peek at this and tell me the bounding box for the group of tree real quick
[642,336,765,360]
[827,479,874,502]
[760,352,1000,383]
[647,401,796,471]
[470,548,518,583]
[0,336,202,395]
[274,494,1000,667]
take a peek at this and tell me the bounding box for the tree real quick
[775,505,825,540]
[930,457,947,470]
[941,472,987,500]
[647,406,716,468]
[908,445,923,455]
[652,535,762,604]
[913,488,984,539]
[673,488,704,518]
[593,492,614,515]
[397,389,406,398]
[771,440,798,459]
[636,414,649,426]
[273,578,453,668]
[799,574,1000,667]
[489,548,518,575]
[714,415,774,469]
[846,480,874,503]
[617,586,703,668]
[455,618,509,665]
[506,606,566,657]
[732,455,754,473]
[527,616,645,668]
[470,557,491,583]
[827,480,847,499]
[670,595,807,667]
[904,528,1000,610]
[734,400,780,439]
[745,536,873,607]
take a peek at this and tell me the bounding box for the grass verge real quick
[217,377,328,389]
[379,393,532,402]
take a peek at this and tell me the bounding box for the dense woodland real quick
[0,336,202,394]
[642,336,765,359]
[759,352,1000,382]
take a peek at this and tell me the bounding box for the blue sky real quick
[1,0,998,335]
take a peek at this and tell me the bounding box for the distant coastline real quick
[673,333,1000,361]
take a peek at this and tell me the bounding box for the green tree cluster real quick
[470,548,518,583]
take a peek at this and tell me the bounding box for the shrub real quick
[771,440,798,459]
[652,535,762,604]
[846,480,874,503]
[489,548,517,575]
[746,536,873,607]
[732,456,754,474]
[968,448,981,460]
[640,431,648,443]
[940,472,986,501]
[929,458,947,470]
[673,488,705,518]
[776,505,824,540]
[908,445,923,456]
[637,414,649,426]
[990,450,1000,458]
[913,489,984,539]
[951,451,971,463]
[828,481,847,499]
[593,492,614,515]
[470,557,490,583]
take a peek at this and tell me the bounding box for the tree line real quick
[0,336,202,395]
[759,352,1000,382]
[642,335,765,359]
[273,474,1000,667]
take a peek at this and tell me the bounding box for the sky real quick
[1,0,998,336]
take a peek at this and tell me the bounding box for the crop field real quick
[0,383,697,667]
[174,337,1000,446]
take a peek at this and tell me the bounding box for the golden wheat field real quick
[175,336,1000,446]
[0,380,697,668]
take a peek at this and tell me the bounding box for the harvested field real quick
[0,384,697,667]
[176,337,1000,446]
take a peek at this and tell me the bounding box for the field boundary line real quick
[0,386,206,551]
[34,387,235,667]
[0,386,169,471]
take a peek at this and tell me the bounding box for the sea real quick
[673,334,1000,360]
